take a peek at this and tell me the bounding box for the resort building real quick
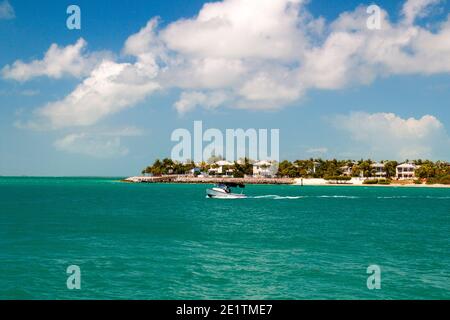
[208,160,235,176]
[371,162,387,178]
[340,165,353,176]
[396,163,417,180]
[253,160,275,177]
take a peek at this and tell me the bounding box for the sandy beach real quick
[293,178,450,188]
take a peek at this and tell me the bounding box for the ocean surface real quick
[0,177,449,300]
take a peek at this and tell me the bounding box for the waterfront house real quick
[253,160,275,177]
[371,162,387,178]
[341,165,353,176]
[396,163,417,180]
[208,160,235,176]
[340,161,358,176]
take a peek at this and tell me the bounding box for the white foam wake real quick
[251,194,361,200]
[318,195,360,199]
[251,195,304,200]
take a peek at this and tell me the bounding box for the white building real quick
[396,163,417,180]
[208,160,235,176]
[371,162,387,178]
[341,165,353,176]
[253,160,275,177]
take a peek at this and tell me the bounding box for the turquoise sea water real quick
[0,177,449,300]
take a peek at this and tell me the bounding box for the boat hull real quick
[206,189,247,199]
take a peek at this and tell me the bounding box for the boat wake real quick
[251,194,361,200]
[252,195,305,200]
[378,195,450,199]
[208,194,449,200]
[317,195,360,199]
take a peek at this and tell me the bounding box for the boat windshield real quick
[216,184,231,193]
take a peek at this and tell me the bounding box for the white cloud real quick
[174,91,228,114]
[300,31,366,89]
[1,39,108,81]
[238,71,302,104]
[5,0,450,120]
[160,0,355,111]
[22,60,159,129]
[333,112,450,160]
[161,0,306,60]
[304,3,450,93]
[331,4,450,76]
[0,0,14,20]
[401,0,441,25]
[1,0,449,162]
[161,57,246,90]
[14,22,162,129]
[124,18,163,56]
[158,0,310,110]
[54,127,143,158]
[161,0,450,112]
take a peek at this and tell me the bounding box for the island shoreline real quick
[122,176,450,188]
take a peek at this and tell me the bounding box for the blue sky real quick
[0,0,450,176]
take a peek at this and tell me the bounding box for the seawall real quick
[123,175,294,185]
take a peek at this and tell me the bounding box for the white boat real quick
[206,183,247,199]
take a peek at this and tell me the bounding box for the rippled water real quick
[0,177,449,299]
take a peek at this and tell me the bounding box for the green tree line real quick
[141,158,450,183]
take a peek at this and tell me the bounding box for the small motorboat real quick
[206,183,247,199]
